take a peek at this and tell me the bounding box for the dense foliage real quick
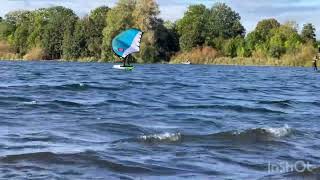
[0,1,318,66]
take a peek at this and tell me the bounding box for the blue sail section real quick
[112,28,143,58]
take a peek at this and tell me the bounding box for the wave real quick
[18,100,84,108]
[168,104,285,114]
[235,87,261,93]
[0,96,33,102]
[257,100,293,108]
[136,125,292,144]
[262,124,292,137]
[206,124,292,141]
[0,151,181,175]
[0,96,36,106]
[51,100,84,107]
[16,98,142,109]
[86,122,147,136]
[2,83,126,91]
[104,100,142,107]
[54,83,129,91]
[139,132,182,143]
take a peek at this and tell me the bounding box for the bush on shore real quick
[0,41,20,60]
[170,44,317,67]
[23,47,45,60]
[170,46,219,64]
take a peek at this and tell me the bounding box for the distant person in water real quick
[313,56,318,71]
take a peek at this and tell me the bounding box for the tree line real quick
[0,0,318,65]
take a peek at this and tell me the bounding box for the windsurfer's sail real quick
[112,28,143,58]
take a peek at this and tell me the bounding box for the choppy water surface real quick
[0,61,320,179]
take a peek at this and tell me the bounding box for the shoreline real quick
[0,58,314,68]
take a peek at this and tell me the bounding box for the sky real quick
[0,0,319,38]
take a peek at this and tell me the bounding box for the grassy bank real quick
[170,56,314,67]
[0,56,315,67]
[0,41,20,60]
[170,46,317,67]
[0,42,316,67]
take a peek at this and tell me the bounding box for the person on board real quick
[313,46,320,71]
[313,56,318,71]
[122,56,131,67]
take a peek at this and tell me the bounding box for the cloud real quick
[0,0,319,38]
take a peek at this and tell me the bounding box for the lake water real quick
[0,61,320,179]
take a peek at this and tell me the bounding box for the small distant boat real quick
[181,60,191,65]
[111,28,143,70]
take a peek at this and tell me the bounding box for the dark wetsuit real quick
[122,56,131,67]
[313,60,318,71]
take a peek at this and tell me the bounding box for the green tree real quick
[206,3,245,41]
[235,37,250,57]
[246,31,261,51]
[223,38,237,57]
[86,6,110,58]
[154,20,179,61]
[285,32,302,54]
[301,23,316,44]
[222,36,248,57]
[10,11,32,54]
[62,19,77,60]
[0,21,15,40]
[132,0,160,62]
[255,19,280,41]
[176,4,208,51]
[40,6,77,59]
[26,8,50,50]
[245,19,280,53]
[268,33,285,58]
[102,0,136,60]
[72,18,89,58]
[268,23,301,58]
[5,10,31,26]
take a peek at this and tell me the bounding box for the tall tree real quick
[301,23,316,44]
[86,6,110,58]
[0,20,14,40]
[72,18,89,58]
[206,3,245,40]
[154,20,179,61]
[132,0,160,62]
[246,18,280,52]
[255,19,280,41]
[5,10,31,26]
[10,11,32,54]
[176,4,208,51]
[27,8,50,50]
[40,6,77,59]
[268,23,302,58]
[102,0,136,60]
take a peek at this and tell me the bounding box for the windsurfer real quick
[122,56,131,67]
[112,28,142,70]
[313,56,318,71]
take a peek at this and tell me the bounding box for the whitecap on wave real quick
[22,100,38,105]
[139,132,181,143]
[262,124,291,137]
[231,124,292,139]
